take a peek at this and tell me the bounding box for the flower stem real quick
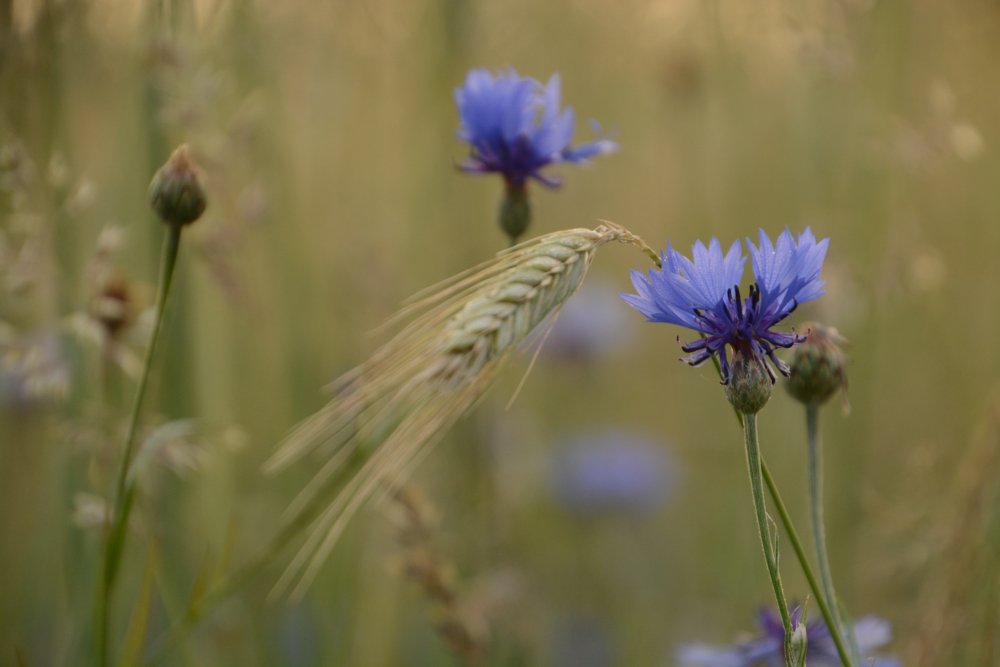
[703,346,855,667]
[807,404,861,666]
[760,455,856,667]
[95,224,183,667]
[742,413,794,667]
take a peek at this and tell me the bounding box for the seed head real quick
[264,223,656,598]
[89,269,133,338]
[785,322,848,408]
[148,144,207,227]
[725,344,772,415]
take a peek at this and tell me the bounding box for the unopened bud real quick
[788,620,809,667]
[498,181,531,244]
[148,144,207,227]
[726,345,772,415]
[786,322,848,408]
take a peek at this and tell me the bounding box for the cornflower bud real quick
[148,144,207,227]
[785,322,848,408]
[788,619,809,667]
[725,343,772,415]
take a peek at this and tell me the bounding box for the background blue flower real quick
[547,429,677,516]
[454,67,618,188]
[676,607,899,667]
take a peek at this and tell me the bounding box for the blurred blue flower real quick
[621,228,828,384]
[549,614,616,667]
[454,67,618,189]
[548,429,676,515]
[676,607,899,667]
[536,281,637,361]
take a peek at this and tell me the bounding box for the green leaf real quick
[185,549,214,621]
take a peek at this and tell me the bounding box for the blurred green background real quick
[1,0,999,665]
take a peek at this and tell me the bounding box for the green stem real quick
[807,405,860,666]
[761,457,856,667]
[703,346,855,667]
[742,413,794,666]
[95,224,183,667]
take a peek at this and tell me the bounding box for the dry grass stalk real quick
[264,222,657,598]
[384,484,486,666]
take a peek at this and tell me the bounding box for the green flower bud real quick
[498,181,531,244]
[788,619,809,667]
[726,345,772,415]
[148,144,207,227]
[786,322,848,408]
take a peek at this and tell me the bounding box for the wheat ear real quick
[263,222,658,599]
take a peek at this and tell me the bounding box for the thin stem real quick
[761,458,856,667]
[742,413,794,666]
[95,224,183,667]
[807,405,860,666]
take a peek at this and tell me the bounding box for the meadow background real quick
[1,0,999,665]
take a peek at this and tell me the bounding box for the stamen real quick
[762,359,778,384]
[734,285,743,319]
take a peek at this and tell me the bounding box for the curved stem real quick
[742,413,794,666]
[95,224,183,667]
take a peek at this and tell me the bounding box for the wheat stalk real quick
[263,222,658,599]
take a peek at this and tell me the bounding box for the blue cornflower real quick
[537,281,637,361]
[620,228,828,385]
[676,607,899,667]
[454,67,618,189]
[548,429,676,515]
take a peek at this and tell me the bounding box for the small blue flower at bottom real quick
[454,67,618,189]
[676,607,900,667]
[620,228,828,384]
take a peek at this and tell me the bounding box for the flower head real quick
[149,144,207,227]
[454,68,617,189]
[676,607,899,667]
[786,321,849,409]
[548,429,676,515]
[620,228,828,385]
